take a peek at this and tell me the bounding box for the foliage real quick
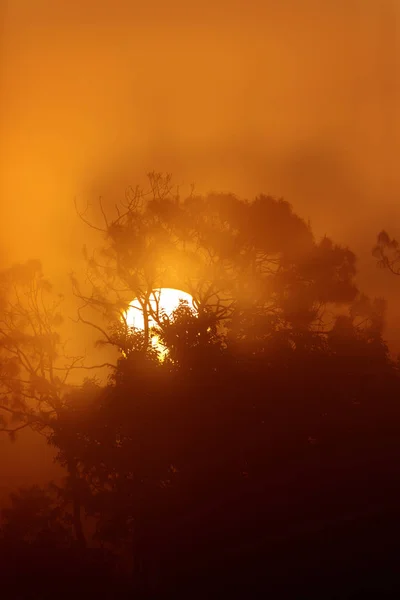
[74,173,360,356]
[373,230,400,275]
[58,319,400,593]
[0,260,79,438]
[2,177,400,596]
[1,483,73,547]
[0,260,103,548]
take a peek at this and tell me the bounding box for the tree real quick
[64,297,400,593]
[373,230,400,275]
[0,260,103,548]
[74,172,360,361]
[0,483,120,599]
[2,176,396,596]
[0,484,73,547]
[63,175,398,591]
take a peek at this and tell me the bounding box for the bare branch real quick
[74,197,107,233]
[0,421,31,434]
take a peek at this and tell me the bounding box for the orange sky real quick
[1,1,398,261]
[0,0,399,486]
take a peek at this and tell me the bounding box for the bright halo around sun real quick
[125,288,196,358]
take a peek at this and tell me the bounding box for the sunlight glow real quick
[125,288,196,357]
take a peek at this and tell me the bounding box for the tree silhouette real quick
[0,260,93,547]
[373,230,400,275]
[1,483,73,547]
[0,483,121,599]
[63,305,400,594]
[59,183,397,590]
[1,178,400,597]
[74,173,360,361]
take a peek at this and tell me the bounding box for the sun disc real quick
[124,288,196,357]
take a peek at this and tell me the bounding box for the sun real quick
[125,288,196,357]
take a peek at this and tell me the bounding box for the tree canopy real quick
[75,172,363,360]
[1,175,400,598]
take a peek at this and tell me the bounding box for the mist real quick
[0,0,399,499]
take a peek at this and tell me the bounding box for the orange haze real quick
[0,0,399,488]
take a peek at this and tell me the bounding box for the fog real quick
[0,0,399,486]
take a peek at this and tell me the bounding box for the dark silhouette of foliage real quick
[1,484,73,547]
[0,260,100,548]
[58,320,400,595]
[373,230,400,275]
[61,176,400,595]
[2,177,400,597]
[74,173,360,357]
[0,484,123,599]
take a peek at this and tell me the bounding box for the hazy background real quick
[0,0,399,488]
